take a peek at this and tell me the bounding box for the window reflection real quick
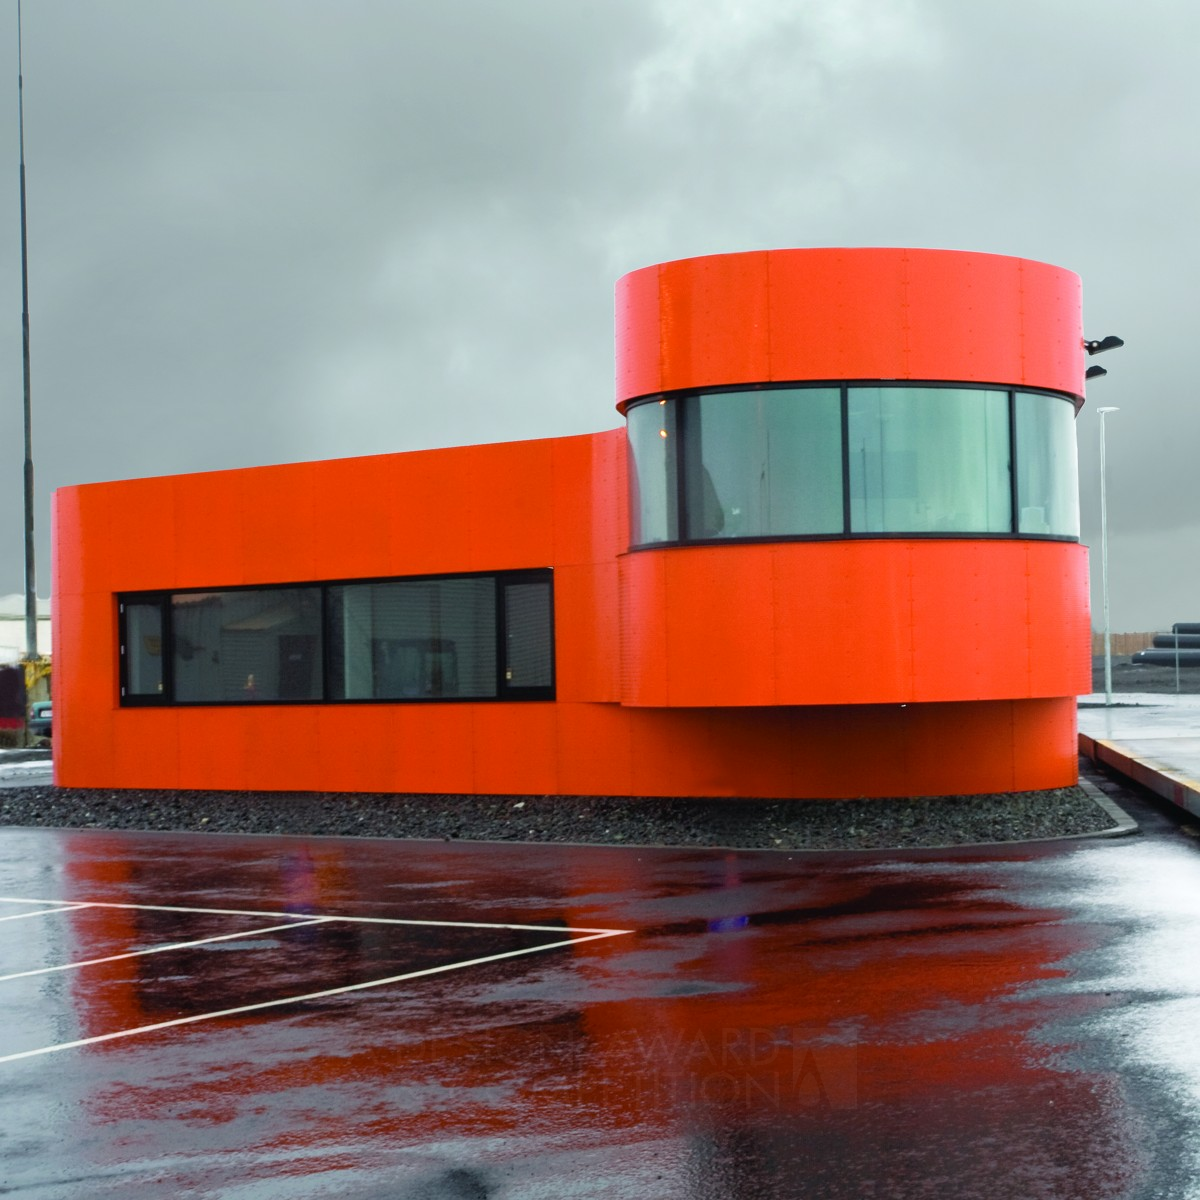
[121,603,164,698]
[504,581,554,689]
[627,400,678,544]
[120,571,554,707]
[627,384,1078,546]
[683,389,842,539]
[329,579,497,700]
[173,588,323,703]
[847,388,1011,534]
[1016,391,1080,537]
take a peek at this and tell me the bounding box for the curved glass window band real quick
[848,387,1011,534]
[683,389,842,539]
[1016,390,1080,537]
[627,400,678,544]
[626,385,1079,545]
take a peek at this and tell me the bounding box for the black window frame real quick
[625,380,1082,550]
[118,568,555,708]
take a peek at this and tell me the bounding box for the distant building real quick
[0,594,52,666]
[52,248,1090,798]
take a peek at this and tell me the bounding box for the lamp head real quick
[1085,335,1125,355]
[1086,365,1107,380]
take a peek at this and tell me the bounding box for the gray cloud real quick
[0,0,1193,631]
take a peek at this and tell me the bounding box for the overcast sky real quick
[0,0,1192,631]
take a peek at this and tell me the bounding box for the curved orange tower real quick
[614,248,1089,794]
[53,247,1090,799]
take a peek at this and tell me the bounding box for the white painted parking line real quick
[0,928,630,1064]
[0,917,330,984]
[0,895,634,1063]
[0,894,628,936]
[0,904,88,923]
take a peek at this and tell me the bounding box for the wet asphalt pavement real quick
[1,775,1199,1198]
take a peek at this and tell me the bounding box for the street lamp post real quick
[1097,406,1119,707]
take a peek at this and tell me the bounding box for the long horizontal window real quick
[626,383,1080,547]
[118,570,554,707]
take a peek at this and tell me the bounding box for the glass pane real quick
[504,581,553,689]
[683,388,842,538]
[626,400,678,544]
[328,578,497,700]
[123,603,164,697]
[848,388,1011,534]
[172,588,323,703]
[1016,392,1080,537]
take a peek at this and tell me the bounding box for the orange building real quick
[52,248,1091,799]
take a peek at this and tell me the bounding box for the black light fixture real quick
[1085,335,1124,356]
[1085,365,1108,380]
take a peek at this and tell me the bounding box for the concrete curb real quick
[1080,731,1200,820]
[1075,771,1139,836]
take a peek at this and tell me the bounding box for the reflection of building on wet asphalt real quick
[1,764,1200,1197]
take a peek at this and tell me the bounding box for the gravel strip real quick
[0,781,1120,850]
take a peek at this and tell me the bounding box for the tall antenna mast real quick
[17,0,36,661]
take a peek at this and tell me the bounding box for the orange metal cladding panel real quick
[50,590,116,786]
[899,251,1024,386]
[470,703,560,794]
[555,702,634,796]
[622,541,1083,708]
[346,704,478,794]
[765,249,910,383]
[239,706,325,792]
[306,453,397,584]
[171,468,250,587]
[551,430,626,567]
[662,547,776,706]
[238,461,320,585]
[887,698,1079,794]
[658,251,770,393]
[554,561,620,703]
[173,704,476,794]
[1025,541,1092,695]
[771,541,915,704]
[313,705,400,793]
[52,485,88,599]
[621,544,815,706]
[626,707,803,797]
[173,432,567,590]
[614,261,664,402]
[1016,258,1086,392]
[175,706,259,791]
[102,475,179,592]
[318,703,568,797]
[618,549,670,705]
[905,541,1080,701]
[465,439,557,568]
[113,708,181,789]
[379,441,558,577]
[385,446,482,574]
[614,248,1085,407]
[873,697,1077,794]
[618,698,1076,799]
[1009,697,1080,789]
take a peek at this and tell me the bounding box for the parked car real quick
[28,700,51,739]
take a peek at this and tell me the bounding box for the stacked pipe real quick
[1132,623,1200,667]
